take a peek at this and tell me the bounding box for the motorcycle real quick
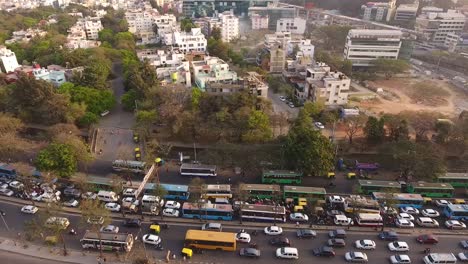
[155,243,164,251]
[69,229,77,235]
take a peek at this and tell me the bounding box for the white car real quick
[165,200,181,209]
[397,213,414,222]
[416,217,439,228]
[289,213,309,222]
[105,202,121,212]
[345,251,368,262]
[355,240,376,250]
[276,247,299,259]
[435,199,452,207]
[40,192,60,203]
[445,220,466,230]
[314,122,325,129]
[328,195,345,203]
[162,208,180,217]
[458,252,468,261]
[264,226,283,235]
[100,225,119,233]
[0,183,8,189]
[395,219,414,228]
[236,232,251,243]
[388,241,409,252]
[21,205,38,214]
[0,188,14,197]
[279,95,286,101]
[288,102,295,108]
[122,188,137,197]
[63,199,79,207]
[390,255,411,264]
[400,207,419,215]
[82,192,97,200]
[31,192,42,201]
[9,180,24,190]
[382,206,398,215]
[142,234,161,246]
[421,209,440,218]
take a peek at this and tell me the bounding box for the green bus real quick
[261,170,302,184]
[437,173,468,188]
[407,182,454,198]
[357,180,402,195]
[283,185,326,201]
[239,184,281,199]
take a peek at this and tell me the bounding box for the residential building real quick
[251,13,269,30]
[269,44,286,73]
[248,2,297,30]
[276,17,306,35]
[0,46,20,73]
[191,56,238,90]
[83,17,103,40]
[125,9,160,34]
[173,28,207,53]
[5,28,47,44]
[296,62,350,106]
[394,3,418,21]
[361,0,396,22]
[343,29,402,67]
[65,16,103,49]
[219,11,239,42]
[444,32,468,52]
[287,39,314,59]
[420,6,444,15]
[137,48,186,68]
[416,10,466,44]
[182,0,275,17]
[206,72,268,97]
[264,31,291,49]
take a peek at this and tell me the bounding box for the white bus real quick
[355,213,383,227]
[80,231,134,252]
[344,195,381,214]
[203,184,232,199]
[112,160,146,173]
[180,163,217,177]
[240,204,286,222]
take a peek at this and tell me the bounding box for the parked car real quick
[461,240,468,249]
[314,122,325,129]
[288,102,295,108]
[9,181,24,190]
[20,205,38,214]
[270,237,291,247]
[395,219,414,228]
[435,199,452,207]
[81,192,97,200]
[0,188,14,197]
[87,216,104,225]
[345,252,368,262]
[327,239,346,247]
[416,234,438,244]
[327,210,345,217]
[378,231,399,241]
[458,252,468,262]
[313,246,335,257]
[421,209,440,218]
[235,232,251,243]
[296,229,316,238]
[165,200,181,209]
[397,213,414,221]
[63,188,81,198]
[162,208,180,217]
[105,202,121,212]
[201,223,222,231]
[445,220,466,229]
[100,225,119,233]
[276,247,299,259]
[400,207,419,215]
[63,199,79,207]
[122,188,137,197]
[329,229,346,239]
[123,219,142,228]
[390,255,411,264]
[355,240,376,250]
[388,241,409,252]
[142,234,161,246]
[264,226,283,235]
[289,213,309,222]
[239,247,260,258]
[279,95,286,102]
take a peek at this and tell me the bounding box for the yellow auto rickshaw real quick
[298,198,307,206]
[294,205,304,212]
[423,197,432,205]
[182,248,193,258]
[327,172,335,178]
[347,172,356,179]
[149,224,160,234]
[453,199,466,204]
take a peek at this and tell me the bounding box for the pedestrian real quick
[296,221,299,227]
[103,257,106,263]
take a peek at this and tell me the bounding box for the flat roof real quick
[182,202,232,211]
[185,230,236,242]
[262,170,302,176]
[446,204,468,211]
[373,192,423,201]
[205,184,231,192]
[410,182,454,190]
[83,231,133,242]
[359,180,401,188]
[180,163,217,170]
[241,204,286,214]
[240,184,281,192]
[283,185,326,193]
[439,173,468,179]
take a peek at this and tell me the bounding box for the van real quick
[201,223,222,231]
[334,215,353,226]
[141,195,164,209]
[416,217,439,228]
[97,190,119,202]
[423,253,457,264]
[45,217,70,230]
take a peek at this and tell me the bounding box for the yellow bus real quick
[184,230,236,251]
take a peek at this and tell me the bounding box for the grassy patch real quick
[406,81,450,106]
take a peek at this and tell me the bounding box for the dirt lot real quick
[357,77,467,117]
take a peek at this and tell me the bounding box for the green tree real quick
[58,83,115,115]
[210,27,222,40]
[207,37,229,61]
[242,110,273,143]
[373,59,410,79]
[125,60,158,97]
[284,110,335,176]
[152,184,168,219]
[318,25,352,51]
[74,61,111,90]
[180,18,195,32]
[303,101,325,120]
[114,32,135,50]
[364,116,385,144]
[344,114,367,144]
[98,28,115,44]
[383,114,409,142]
[121,89,138,111]
[135,110,157,137]
[35,143,78,178]
[191,87,202,110]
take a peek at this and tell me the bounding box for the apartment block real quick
[173,28,207,53]
[444,32,468,52]
[219,11,239,42]
[276,17,306,35]
[416,10,466,44]
[394,3,418,21]
[126,10,157,34]
[248,2,297,30]
[206,72,268,97]
[83,17,103,40]
[251,13,269,30]
[137,48,186,68]
[182,0,275,17]
[191,56,238,90]
[343,29,402,67]
[361,0,396,22]
[0,46,20,73]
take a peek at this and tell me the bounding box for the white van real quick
[141,195,164,209]
[334,215,353,226]
[45,217,70,230]
[423,253,457,264]
[416,217,439,228]
[97,190,119,202]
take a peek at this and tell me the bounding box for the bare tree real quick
[189,177,206,221]
[344,115,367,144]
[235,183,250,224]
[79,198,111,258]
[402,111,438,141]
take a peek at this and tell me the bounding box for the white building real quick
[361,0,396,22]
[84,17,103,40]
[343,29,402,67]
[287,39,314,59]
[5,28,47,44]
[137,48,186,68]
[416,10,466,44]
[251,13,269,30]
[394,3,418,21]
[126,9,160,34]
[173,28,207,53]
[276,17,306,35]
[219,11,239,43]
[421,6,444,15]
[0,46,20,73]
[66,16,102,49]
[191,56,238,90]
[444,32,468,52]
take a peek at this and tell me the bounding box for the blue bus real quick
[443,204,468,221]
[144,183,190,201]
[181,202,233,221]
[372,192,425,209]
[0,163,17,180]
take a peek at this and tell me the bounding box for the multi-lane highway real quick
[0,200,466,264]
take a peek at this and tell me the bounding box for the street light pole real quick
[0,212,9,231]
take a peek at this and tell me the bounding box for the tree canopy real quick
[373,59,410,79]
[35,143,78,178]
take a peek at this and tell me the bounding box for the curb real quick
[1,196,467,237]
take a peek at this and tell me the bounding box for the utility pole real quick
[0,212,10,231]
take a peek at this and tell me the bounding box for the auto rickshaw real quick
[423,197,433,205]
[453,199,466,204]
[294,205,304,212]
[298,198,307,206]
[181,248,193,258]
[347,172,356,179]
[133,133,140,143]
[327,172,335,178]
[149,224,161,235]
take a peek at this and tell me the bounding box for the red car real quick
[416,234,438,244]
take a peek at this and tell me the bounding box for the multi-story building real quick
[420,6,444,15]
[172,28,207,53]
[287,39,314,59]
[343,29,402,67]
[137,48,186,68]
[297,62,350,106]
[276,17,306,35]
[205,72,268,97]
[251,13,269,30]
[126,10,157,34]
[219,11,239,42]
[444,32,468,52]
[394,3,418,21]
[191,56,238,90]
[182,0,274,17]
[5,28,47,44]
[269,44,286,73]
[0,46,20,73]
[248,2,297,30]
[84,17,103,40]
[361,0,396,22]
[416,10,466,44]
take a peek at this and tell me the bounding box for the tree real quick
[241,110,273,143]
[189,177,206,221]
[53,133,93,167]
[35,143,78,178]
[318,25,352,51]
[74,61,111,90]
[121,89,138,111]
[207,37,229,61]
[211,27,222,41]
[344,115,367,144]
[151,183,168,219]
[235,183,250,224]
[383,114,409,142]
[0,113,24,135]
[114,32,135,50]
[283,110,335,176]
[180,18,195,32]
[364,116,385,144]
[303,101,325,120]
[135,110,157,138]
[402,111,438,141]
[79,198,111,258]
[373,59,410,79]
